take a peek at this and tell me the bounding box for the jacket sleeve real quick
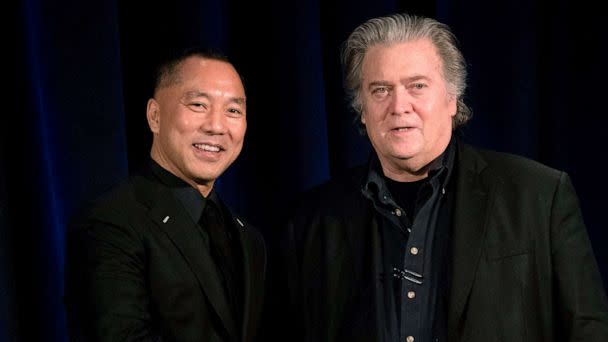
[76,218,164,342]
[550,172,608,341]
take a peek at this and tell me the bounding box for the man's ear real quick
[147,99,160,133]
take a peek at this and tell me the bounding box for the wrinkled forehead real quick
[361,40,443,78]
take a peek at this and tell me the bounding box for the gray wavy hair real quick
[341,13,471,133]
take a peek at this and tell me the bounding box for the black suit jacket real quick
[66,168,266,342]
[280,142,608,341]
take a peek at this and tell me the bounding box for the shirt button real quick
[407,291,416,299]
[406,336,414,342]
[410,247,419,255]
[441,187,446,195]
[394,208,402,216]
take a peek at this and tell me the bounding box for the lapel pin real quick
[162,216,170,223]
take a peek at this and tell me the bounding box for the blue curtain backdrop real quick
[6,0,607,340]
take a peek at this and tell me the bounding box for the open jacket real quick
[67,167,266,342]
[283,141,608,341]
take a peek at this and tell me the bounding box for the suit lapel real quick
[232,215,265,342]
[137,179,238,340]
[448,143,494,337]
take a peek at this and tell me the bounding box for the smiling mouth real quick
[193,143,223,152]
[392,127,415,131]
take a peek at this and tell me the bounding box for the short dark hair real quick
[152,47,236,95]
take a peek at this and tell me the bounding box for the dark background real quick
[6,0,607,341]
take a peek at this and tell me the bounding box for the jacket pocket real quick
[484,240,530,260]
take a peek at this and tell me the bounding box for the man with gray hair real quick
[279,13,608,341]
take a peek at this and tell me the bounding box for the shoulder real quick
[461,143,564,185]
[288,165,368,221]
[479,147,559,176]
[71,174,154,229]
[66,176,151,262]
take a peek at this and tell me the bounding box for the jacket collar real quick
[447,141,493,338]
[132,163,264,340]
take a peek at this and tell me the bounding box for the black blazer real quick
[66,169,266,342]
[280,142,608,341]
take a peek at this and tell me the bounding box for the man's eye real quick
[227,108,244,117]
[372,87,388,94]
[412,83,426,90]
[190,103,208,111]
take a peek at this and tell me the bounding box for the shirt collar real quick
[362,136,457,202]
[148,158,219,223]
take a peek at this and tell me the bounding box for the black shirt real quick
[362,139,456,342]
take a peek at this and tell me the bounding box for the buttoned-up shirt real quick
[362,139,456,342]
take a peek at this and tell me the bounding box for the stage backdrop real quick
[6,0,607,341]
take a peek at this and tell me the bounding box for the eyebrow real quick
[184,90,246,105]
[404,75,430,83]
[367,81,392,88]
[367,75,431,88]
